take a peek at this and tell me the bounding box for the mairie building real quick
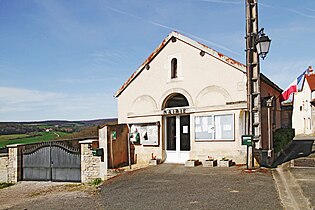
[114,32,282,166]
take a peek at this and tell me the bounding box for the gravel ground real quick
[100,164,283,210]
[0,164,283,210]
[0,181,103,210]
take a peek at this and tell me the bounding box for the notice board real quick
[130,123,159,146]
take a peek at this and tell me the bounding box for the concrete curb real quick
[272,162,312,210]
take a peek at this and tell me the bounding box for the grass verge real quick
[0,182,14,189]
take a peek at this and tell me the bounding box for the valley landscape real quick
[0,118,117,149]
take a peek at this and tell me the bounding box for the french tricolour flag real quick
[279,69,308,102]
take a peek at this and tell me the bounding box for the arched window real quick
[164,93,189,108]
[171,58,177,79]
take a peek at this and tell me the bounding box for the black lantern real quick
[256,28,271,60]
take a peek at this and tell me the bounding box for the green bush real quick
[89,178,102,186]
[0,182,14,189]
[274,128,295,154]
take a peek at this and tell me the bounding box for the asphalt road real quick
[99,164,283,210]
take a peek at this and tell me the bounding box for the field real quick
[0,118,117,149]
[0,132,69,148]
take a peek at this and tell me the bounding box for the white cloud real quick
[262,59,315,89]
[0,87,65,104]
[90,51,124,66]
[58,76,122,84]
[31,0,94,44]
[0,86,117,121]
[188,0,273,8]
[286,8,315,19]
[102,4,242,57]
[0,106,35,113]
[189,0,242,5]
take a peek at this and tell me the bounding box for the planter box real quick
[203,159,217,167]
[149,159,161,165]
[219,160,232,167]
[185,160,199,167]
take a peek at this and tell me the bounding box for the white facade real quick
[292,73,315,135]
[115,32,251,164]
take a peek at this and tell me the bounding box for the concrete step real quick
[293,158,315,167]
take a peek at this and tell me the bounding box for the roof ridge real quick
[114,31,251,97]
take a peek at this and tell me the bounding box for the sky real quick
[0,0,314,122]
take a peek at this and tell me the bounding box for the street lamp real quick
[256,28,271,60]
[246,0,272,169]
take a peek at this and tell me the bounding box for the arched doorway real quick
[163,93,190,163]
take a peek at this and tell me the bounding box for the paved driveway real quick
[99,164,283,210]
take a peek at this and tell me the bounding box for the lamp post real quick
[256,28,271,60]
[245,0,271,168]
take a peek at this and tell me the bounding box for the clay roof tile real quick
[305,74,315,91]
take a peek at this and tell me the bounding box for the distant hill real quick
[0,118,118,149]
[77,118,118,126]
[0,118,117,135]
[0,118,117,125]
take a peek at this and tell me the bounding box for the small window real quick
[300,106,303,111]
[171,58,177,79]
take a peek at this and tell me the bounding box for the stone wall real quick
[3,141,105,184]
[80,142,101,183]
[0,154,8,182]
[7,146,19,183]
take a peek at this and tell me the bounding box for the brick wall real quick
[261,79,282,150]
[260,79,283,166]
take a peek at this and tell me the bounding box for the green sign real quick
[111,131,117,140]
[92,148,104,156]
[241,135,253,146]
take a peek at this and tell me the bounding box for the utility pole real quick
[246,0,261,167]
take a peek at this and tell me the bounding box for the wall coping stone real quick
[79,139,98,144]
[6,144,21,148]
[0,153,8,157]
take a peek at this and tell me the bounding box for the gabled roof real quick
[114,31,246,97]
[261,73,283,93]
[114,31,281,97]
[305,74,315,91]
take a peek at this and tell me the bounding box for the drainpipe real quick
[266,96,274,161]
[307,90,313,133]
[127,124,131,169]
[268,106,271,152]
[110,132,114,169]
